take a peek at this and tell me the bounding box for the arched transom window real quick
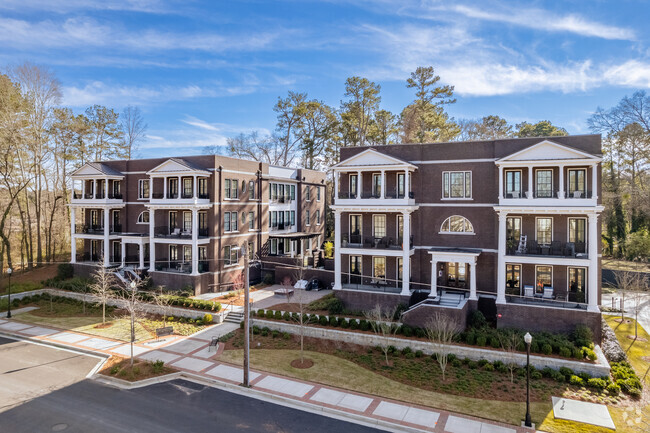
[440,215,474,234]
[137,211,150,224]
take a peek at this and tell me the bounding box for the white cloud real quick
[450,5,635,41]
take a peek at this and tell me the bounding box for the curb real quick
[93,371,425,433]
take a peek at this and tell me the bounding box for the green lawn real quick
[602,259,650,273]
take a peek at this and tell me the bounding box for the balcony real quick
[154,260,209,273]
[500,189,596,207]
[341,234,413,251]
[270,196,292,204]
[71,192,123,204]
[335,191,415,207]
[506,240,587,258]
[270,222,294,231]
[153,226,209,239]
[148,190,210,205]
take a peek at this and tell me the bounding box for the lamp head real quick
[524,332,532,345]
[130,281,136,290]
[6,268,12,275]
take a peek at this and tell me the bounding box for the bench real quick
[155,326,174,340]
[209,337,219,352]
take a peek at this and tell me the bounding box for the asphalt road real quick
[0,378,385,433]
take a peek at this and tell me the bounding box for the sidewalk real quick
[0,317,530,433]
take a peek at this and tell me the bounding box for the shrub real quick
[203,314,213,325]
[582,347,597,361]
[559,367,574,378]
[152,360,165,373]
[282,312,291,321]
[587,378,607,390]
[469,310,487,328]
[401,324,413,337]
[569,375,584,386]
[451,358,462,367]
[240,320,244,329]
[572,324,593,348]
[489,336,500,348]
[252,325,260,334]
[265,310,274,319]
[327,298,344,315]
[541,343,553,355]
[467,361,478,369]
[448,354,457,362]
[282,332,291,340]
[359,319,370,331]
[571,347,583,359]
[531,371,542,380]
[405,352,415,359]
[415,328,426,338]
[340,318,349,328]
[319,316,328,326]
[401,347,412,356]
[57,263,75,280]
[541,367,553,377]
[464,330,476,345]
[261,329,268,337]
[558,347,572,358]
[110,365,120,375]
[349,319,358,330]
[483,363,495,372]
[387,345,397,354]
[274,310,283,320]
[257,309,265,318]
[272,330,279,338]
[606,383,621,395]
[476,335,487,347]
[478,359,489,367]
[415,350,423,358]
[552,371,565,382]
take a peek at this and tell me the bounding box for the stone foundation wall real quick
[401,301,468,330]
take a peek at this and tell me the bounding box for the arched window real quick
[440,216,474,234]
[137,211,150,224]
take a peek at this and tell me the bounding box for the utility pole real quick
[242,243,250,387]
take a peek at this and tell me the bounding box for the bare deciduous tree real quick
[113,277,150,367]
[120,105,147,160]
[89,263,115,324]
[425,312,460,381]
[364,303,399,366]
[499,330,522,383]
[614,269,644,323]
[283,262,310,365]
[627,273,650,340]
[153,285,173,327]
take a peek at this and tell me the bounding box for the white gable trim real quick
[71,164,123,179]
[496,140,601,165]
[333,148,416,171]
[146,159,210,176]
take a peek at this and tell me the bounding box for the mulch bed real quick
[290,358,314,369]
[94,322,114,329]
[99,356,176,382]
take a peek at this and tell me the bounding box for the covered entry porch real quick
[428,248,481,300]
[267,232,321,259]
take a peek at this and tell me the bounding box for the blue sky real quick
[1,0,648,158]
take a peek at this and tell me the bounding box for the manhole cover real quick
[52,424,68,431]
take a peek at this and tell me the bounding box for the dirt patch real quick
[290,358,314,369]
[209,288,260,306]
[94,322,114,329]
[99,356,176,382]
[0,264,58,292]
[626,335,648,342]
[614,318,634,324]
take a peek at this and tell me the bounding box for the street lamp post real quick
[524,332,533,428]
[6,268,13,318]
[234,244,250,387]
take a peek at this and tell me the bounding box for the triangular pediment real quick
[498,140,600,163]
[71,163,123,178]
[333,149,416,169]
[147,158,210,175]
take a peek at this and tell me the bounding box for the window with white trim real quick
[373,214,386,238]
[248,212,255,230]
[305,210,310,226]
[536,217,552,245]
[316,210,321,225]
[535,265,552,294]
[137,211,149,224]
[138,179,150,199]
[225,179,238,199]
[224,245,238,266]
[305,186,311,201]
[443,171,471,199]
[440,215,474,234]
[224,211,238,232]
[317,187,321,201]
[249,180,255,199]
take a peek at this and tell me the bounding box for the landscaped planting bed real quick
[100,357,176,382]
[224,328,638,405]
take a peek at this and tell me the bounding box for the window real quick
[305,210,310,226]
[225,179,238,199]
[249,180,255,199]
[183,245,191,263]
[535,266,552,294]
[290,211,295,227]
[350,215,361,237]
[270,238,278,255]
[568,169,586,197]
[349,174,358,197]
[224,245,238,266]
[350,256,362,281]
[373,257,386,281]
[112,181,121,198]
[397,257,403,281]
[183,178,192,198]
[231,212,238,231]
[89,209,100,227]
[568,218,586,252]
[199,246,207,260]
[305,186,311,201]
[169,211,177,230]
[248,212,255,230]
[284,211,290,227]
[506,217,521,242]
[443,171,471,199]
[536,217,552,245]
[277,210,284,228]
[373,214,386,238]
[169,245,178,262]
[372,174,381,197]
[317,187,321,201]
[505,170,521,198]
[224,212,230,232]
[198,178,208,198]
[183,211,192,232]
[137,211,149,224]
[270,211,277,228]
[271,183,277,201]
[138,179,149,199]
[168,178,178,198]
[397,215,404,240]
[440,216,474,234]
[290,185,296,201]
[535,169,553,198]
[397,173,405,198]
[506,264,521,294]
[316,210,321,225]
[568,267,586,303]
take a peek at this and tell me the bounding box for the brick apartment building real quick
[69,155,326,294]
[331,135,603,335]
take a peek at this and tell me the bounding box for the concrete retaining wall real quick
[3,289,224,323]
[251,317,610,377]
[335,289,410,313]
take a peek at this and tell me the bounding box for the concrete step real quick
[224,312,244,324]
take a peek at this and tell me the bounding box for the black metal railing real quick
[565,190,592,199]
[76,253,100,262]
[503,190,592,199]
[110,224,122,233]
[75,224,104,234]
[152,192,164,199]
[507,240,587,257]
[198,192,209,199]
[342,235,413,250]
[198,228,209,237]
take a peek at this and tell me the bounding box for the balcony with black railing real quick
[506,239,587,258]
[341,234,414,250]
[153,226,209,238]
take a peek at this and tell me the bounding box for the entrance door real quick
[350,256,362,284]
[350,215,361,244]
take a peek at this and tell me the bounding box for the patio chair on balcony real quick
[575,241,586,255]
[572,191,583,198]
[564,242,576,257]
[171,228,181,237]
[528,240,540,255]
[542,287,554,300]
[550,241,563,256]
[524,285,534,297]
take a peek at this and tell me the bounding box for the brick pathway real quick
[0,317,531,433]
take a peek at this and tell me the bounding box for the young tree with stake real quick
[424,312,460,381]
[364,304,400,366]
[89,263,115,324]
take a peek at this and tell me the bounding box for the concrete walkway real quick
[0,316,528,433]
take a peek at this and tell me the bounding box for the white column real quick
[139,242,145,269]
[380,170,385,199]
[498,166,503,199]
[103,208,110,266]
[163,177,167,200]
[587,213,599,311]
[191,208,199,275]
[404,168,409,199]
[177,175,182,198]
[527,166,533,199]
[334,171,339,201]
[591,164,598,199]
[496,212,507,304]
[149,209,156,270]
[93,179,97,199]
[558,166,565,199]
[105,179,109,199]
[429,259,438,298]
[290,240,295,258]
[357,171,361,198]
[193,175,198,199]
[334,210,342,289]
[469,259,477,300]
[81,180,86,199]
[121,241,126,268]
[401,211,410,296]
[70,207,76,263]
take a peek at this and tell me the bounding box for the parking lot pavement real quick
[0,336,103,412]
